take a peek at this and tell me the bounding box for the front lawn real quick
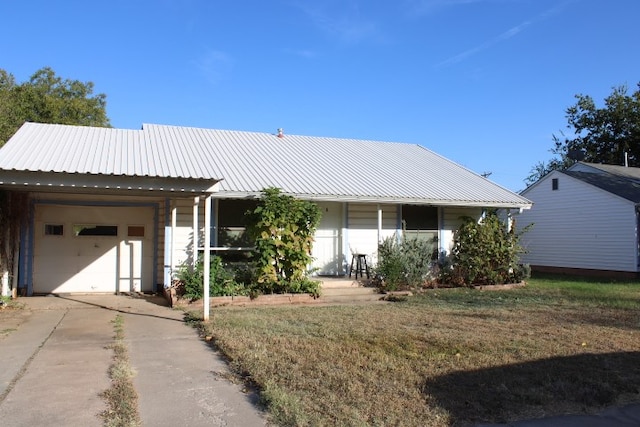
[200,276,640,426]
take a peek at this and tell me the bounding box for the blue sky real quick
[1,0,639,192]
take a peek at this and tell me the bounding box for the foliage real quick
[0,67,110,146]
[0,191,29,296]
[176,256,248,300]
[246,188,322,296]
[375,235,438,291]
[526,83,640,185]
[444,211,529,285]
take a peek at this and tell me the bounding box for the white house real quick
[0,122,531,296]
[516,162,640,277]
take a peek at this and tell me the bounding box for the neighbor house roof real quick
[561,162,640,203]
[0,122,532,208]
[573,162,640,181]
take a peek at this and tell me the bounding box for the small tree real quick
[0,67,110,147]
[447,211,529,285]
[246,188,321,295]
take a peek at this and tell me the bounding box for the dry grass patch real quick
[203,279,640,426]
[100,314,141,427]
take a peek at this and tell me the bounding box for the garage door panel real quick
[33,205,154,294]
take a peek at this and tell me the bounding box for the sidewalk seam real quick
[0,309,68,404]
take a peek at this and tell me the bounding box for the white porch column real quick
[193,196,200,269]
[171,203,177,278]
[377,204,383,263]
[203,194,212,321]
[377,204,383,243]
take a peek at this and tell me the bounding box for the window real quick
[127,226,145,237]
[552,178,559,190]
[402,205,438,242]
[217,199,258,247]
[44,224,64,236]
[73,225,118,236]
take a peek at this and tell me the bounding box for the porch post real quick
[377,204,383,243]
[377,204,383,263]
[203,194,212,321]
[193,196,200,269]
[171,202,177,278]
[163,198,171,289]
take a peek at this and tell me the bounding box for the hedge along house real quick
[0,122,531,297]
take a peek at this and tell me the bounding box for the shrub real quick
[376,235,438,291]
[246,188,322,296]
[447,211,529,285]
[176,256,248,299]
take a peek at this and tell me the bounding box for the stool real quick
[349,254,370,279]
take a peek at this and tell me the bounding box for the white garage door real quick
[33,205,154,294]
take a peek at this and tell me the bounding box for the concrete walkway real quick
[0,294,267,427]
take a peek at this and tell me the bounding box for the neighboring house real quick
[0,122,531,296]
[516,162,640,277]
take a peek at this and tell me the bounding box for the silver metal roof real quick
[0,122,532,208]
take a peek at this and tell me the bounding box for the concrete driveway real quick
[0,294,266,427]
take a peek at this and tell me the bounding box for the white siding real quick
[313,202,344,275]
[441,207,483,254]
[347,203,399,265]
[171,197,207,270]
[517,172,638,272]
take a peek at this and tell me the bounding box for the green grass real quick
[200,276,640,426]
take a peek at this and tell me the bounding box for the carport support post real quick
[203,195,212,321]
[193,196,200,270]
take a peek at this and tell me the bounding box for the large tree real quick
[526,83,640,186]
[0,67,110,146]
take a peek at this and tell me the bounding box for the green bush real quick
[376,235,438,291]
[176,256,248,299]
[446,211,529,285]
[246,188,322,297]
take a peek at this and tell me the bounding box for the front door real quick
[312,202,343,276]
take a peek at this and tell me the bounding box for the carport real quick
[0,170,219,297]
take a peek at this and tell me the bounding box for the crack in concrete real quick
[0,309,68,404]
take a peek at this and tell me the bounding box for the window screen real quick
[73,225,118,236]
[217,199,258,247]
[402,205,438,230]
[45,224,64,236]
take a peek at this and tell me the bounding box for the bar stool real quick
[349,253,370,279]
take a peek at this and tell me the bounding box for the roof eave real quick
[0,170,221,194]
[214,190,532,209]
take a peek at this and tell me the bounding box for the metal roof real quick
[0,122,532,208]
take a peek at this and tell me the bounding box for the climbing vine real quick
[246,188,322,295]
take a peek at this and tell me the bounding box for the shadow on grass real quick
[422,351,640,426]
